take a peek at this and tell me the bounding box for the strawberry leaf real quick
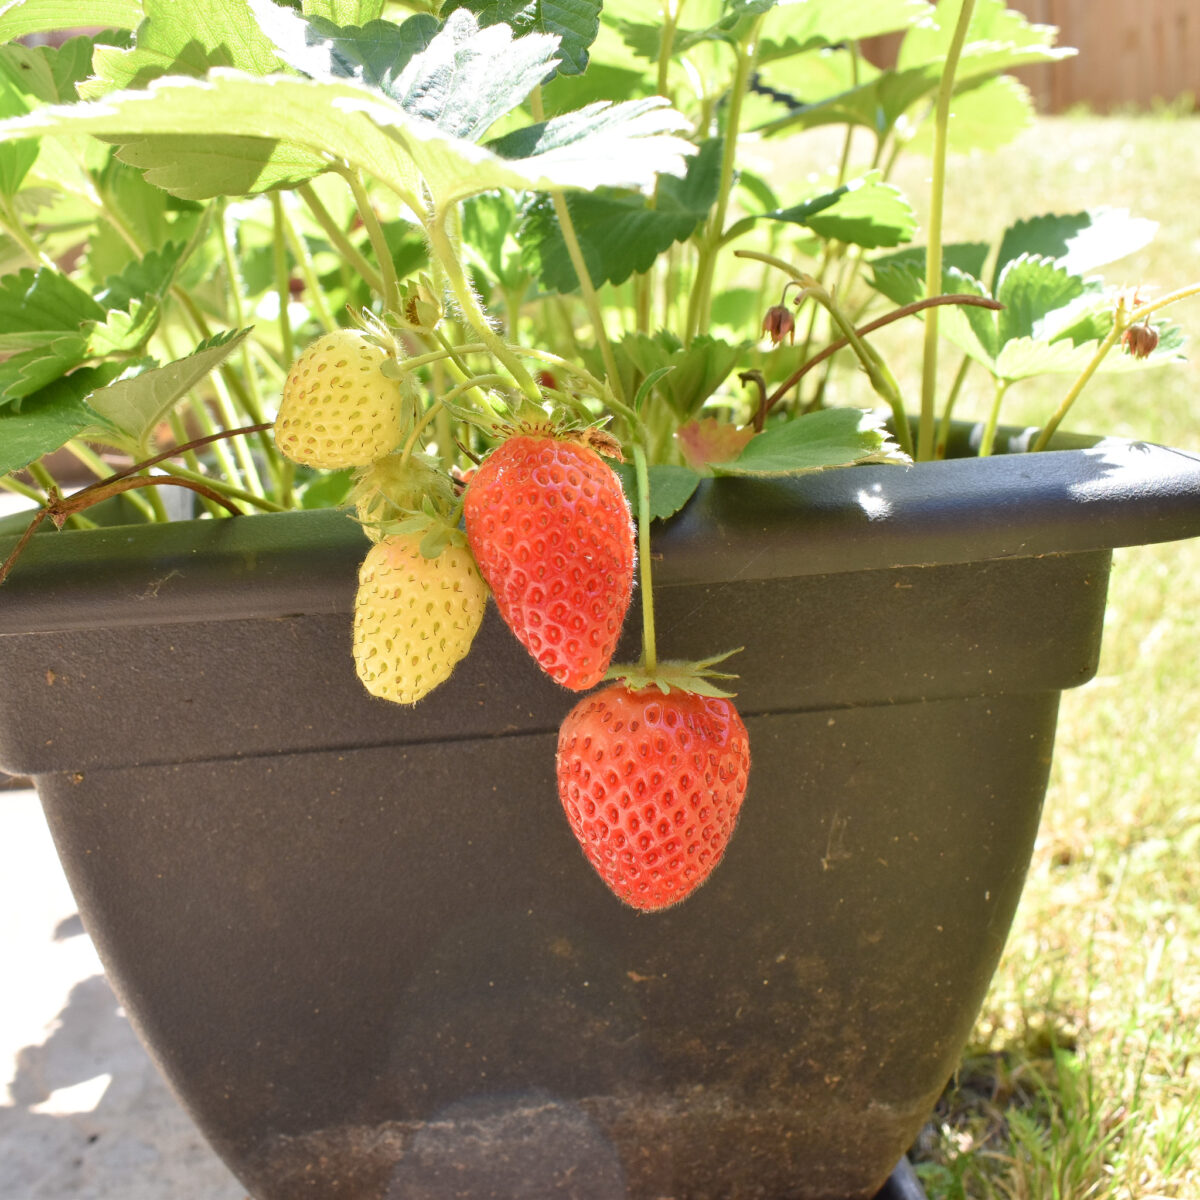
[0,387,100,477]
[711,407,907,476]
[0,0,142,43]
[442,0,602,77]
[613,460,701,522]
[83,0,288,99]
[301,0,386,22]
[993,208,1159,284]
[758,0,934,63]
[0,266,105,354]
[518,137,720,292]
[0,58,691,206]
[761,170,916,250]
[84,328,252,452]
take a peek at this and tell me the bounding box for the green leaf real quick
[301,0,385,22]
[0,36,97,105]
[0,61,36,192]
[899,0,1068,71]
[711,406,906,476]
[83,0,288,98]
[613,460,700,521]
[0,0,142,43]
[868,243,991,306]
[994,254,1086,347]
[903,74,1034,157]
[84,327,251,451]
[94,239,186,312]
[248,3,442,101]
[518,137,720,292]
[0,66,692,209]
[0,333,92,409]
[0,266,105,352]
[0,386,96,476]
[765,170,916,250]
[608,0,774,61]
[616,331,744,420]
[758,0,934,63]
[442,0,602,77]
[993,208,1158,283]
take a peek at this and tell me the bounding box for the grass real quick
[875,114,1200,1200]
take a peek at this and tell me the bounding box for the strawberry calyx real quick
[604,649,742,699]
[352,451,466,553]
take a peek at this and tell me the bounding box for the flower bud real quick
[762,304,795,345]
[1121,321,1159,359]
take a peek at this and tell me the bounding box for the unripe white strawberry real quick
[275,330,406,470]
[353,534,488,705]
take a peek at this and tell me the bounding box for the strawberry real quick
[353,533,487,705]
[274,330,406,470]
[462,433,635,690]
[556,684,751,911]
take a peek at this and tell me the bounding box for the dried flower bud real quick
[762,304,795,345]
[1121,321,1159,359]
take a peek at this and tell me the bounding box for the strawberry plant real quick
[0,0,1198,909]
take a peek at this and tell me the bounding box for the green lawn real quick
[884,114,1200,1200]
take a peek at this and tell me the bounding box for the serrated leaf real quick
[609,0,774,62]
[443,0,602,77]
[518,136,719,292]
[0,387,96,475]
[84,328,251,451]
[868,243,991,306]
[0,266,105,352]
[711,406,906,476]
[94,240,185,311]
[992,335,1095,382]
[765,170,916,250]
[0,36,96,105]
[83,0,287,98]
[0,63,692,209]
[994,208,1158,283]
[995,254,1086,346]
[758,0,934,63]
[0,333,93,409]
[616,331,744,420]
[247,2,441,101]
[0,0,142,43]
[613,460,700,522]
[898,0,1065,70]
[385,7,560,142]
[0,60,36,192]
[87,298,161,356]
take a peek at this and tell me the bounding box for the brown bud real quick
[762,304,795,345]
[1121,321,1159,359]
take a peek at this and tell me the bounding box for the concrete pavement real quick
[1,787,247,1200]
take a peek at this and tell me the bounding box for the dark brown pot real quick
[2,434,1199,1199]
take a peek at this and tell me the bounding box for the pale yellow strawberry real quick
[353,534,488,705]
[274,330,405,469]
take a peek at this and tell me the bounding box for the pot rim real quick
[2,432,1200,635]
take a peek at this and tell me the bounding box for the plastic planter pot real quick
[3,433,1200,1200]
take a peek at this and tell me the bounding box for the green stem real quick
[1030,281,1200,452]
[280,196,338,334]
[343,166,400,315]
[161,465,287,512]
[216,201,280,481]
[400,374,507,464]
[270,191,295,368]
[297,182,386,299]
[918,0,976,463]
[977,377,1010,458]
[427,214,542,407]
[550,188,627,407]
[934,355,972,459]
[685,15,762,343]
[0,195,54,268]
[632,444,657,674]
[0,474,46,503]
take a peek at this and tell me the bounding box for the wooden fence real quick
[864,2,1199,113]
[1014,0,1198,112]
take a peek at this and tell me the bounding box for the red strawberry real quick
[463,433,635,690]
[556,684,751,911]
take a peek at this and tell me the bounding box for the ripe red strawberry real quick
[556,684,751,911]
[462,433,635,690]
